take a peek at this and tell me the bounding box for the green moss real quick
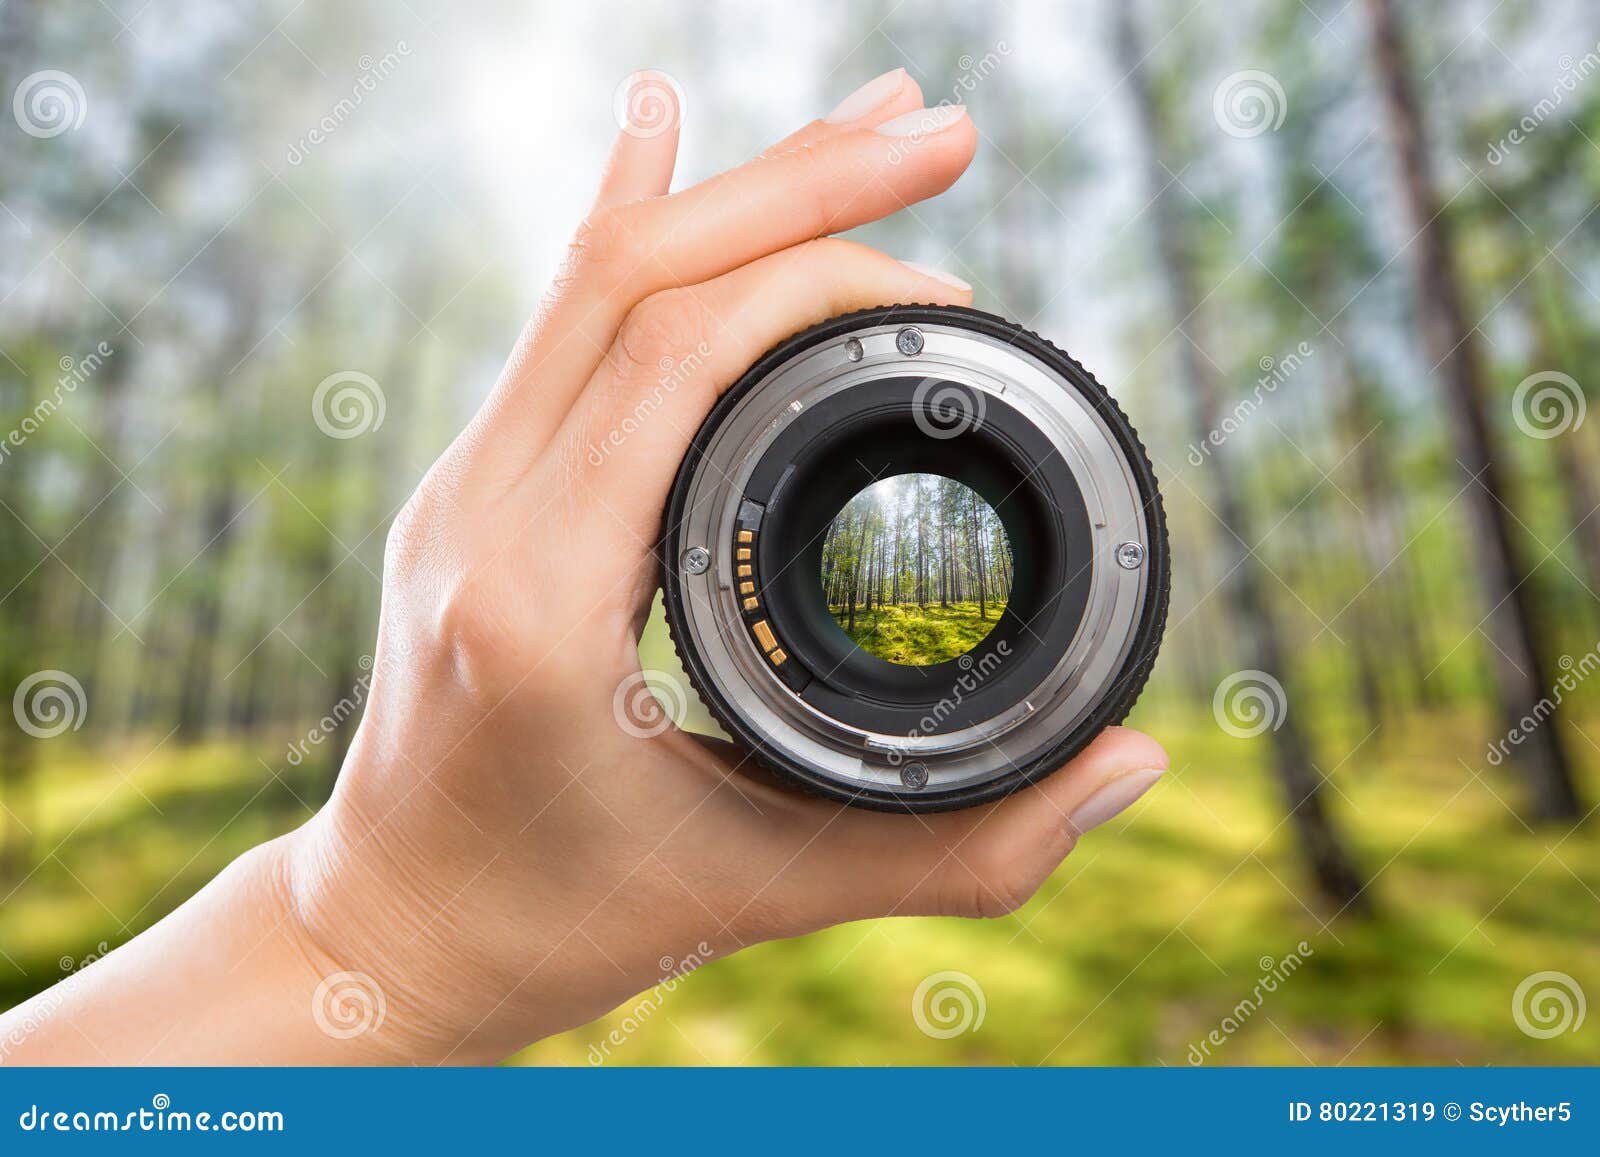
[831,601,1007,666]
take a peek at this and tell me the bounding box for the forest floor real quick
[3,692,1596,1066]
[831,600,1007,665]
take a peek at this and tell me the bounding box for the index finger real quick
[634,104,973,290]
[475,103,977,469]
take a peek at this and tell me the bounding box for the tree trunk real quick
[847,517,867,632]
[939,520,947,605]
[1328,342,1390,734]
[892,505,902,606]
[1116,3,1369,911]
[969,488,987,618]
[865,529,875,616]
[1364,0,1580,819]
[1528,265,1600,608]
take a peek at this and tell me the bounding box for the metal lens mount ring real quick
[662,305,1169,812]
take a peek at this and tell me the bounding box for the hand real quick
[0,68,1166,1066]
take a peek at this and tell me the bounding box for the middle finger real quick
[474,101,976,470]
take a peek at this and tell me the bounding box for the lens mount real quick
[662,305,1168,812]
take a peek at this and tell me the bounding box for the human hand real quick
[279,68,1170,1064]
[0,68,1167,1066]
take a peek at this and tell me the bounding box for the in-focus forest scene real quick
[820,474,1012,665]
[2,0,1597,1065]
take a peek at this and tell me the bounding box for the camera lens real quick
[662,305,1168,812]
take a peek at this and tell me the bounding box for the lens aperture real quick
[820,473,1012,667]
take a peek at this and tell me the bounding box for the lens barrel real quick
[662,305,1168,812]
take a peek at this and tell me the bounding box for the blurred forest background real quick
[1,0,1597,1065]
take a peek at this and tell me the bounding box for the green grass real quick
[832,601,1006,666]
[513,699,1600,1066]
[2,700,1595,1067]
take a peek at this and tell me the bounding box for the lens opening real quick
[819,473,1012,667]
[746,378,1091,734]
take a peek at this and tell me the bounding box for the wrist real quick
[276,807,509,1065]
[287,727,768,1065]
[0,822,414,1065]
[207,835,398,1064]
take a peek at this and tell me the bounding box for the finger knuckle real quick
[778,145,832,235]
[383,495,425,565]
[614,289,711,380]
[947,851,1044,920]
[431,579,509,674]
[568,206,644,282]
[977,873,1039,919]
[383,492,447,587]
[382,461,467,581]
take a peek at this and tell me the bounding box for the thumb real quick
[793,727,1169,925]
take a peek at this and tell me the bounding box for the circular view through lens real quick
[819,473,1013,667]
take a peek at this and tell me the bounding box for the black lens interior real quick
[745,377,1094,737]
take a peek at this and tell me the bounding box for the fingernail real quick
[900,260,971,291]
[1067,768,1164,836]
[825,68,908,124]
[873,104,967,137]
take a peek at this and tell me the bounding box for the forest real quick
[2,0,1597,1065]
[819,474,1013,665]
